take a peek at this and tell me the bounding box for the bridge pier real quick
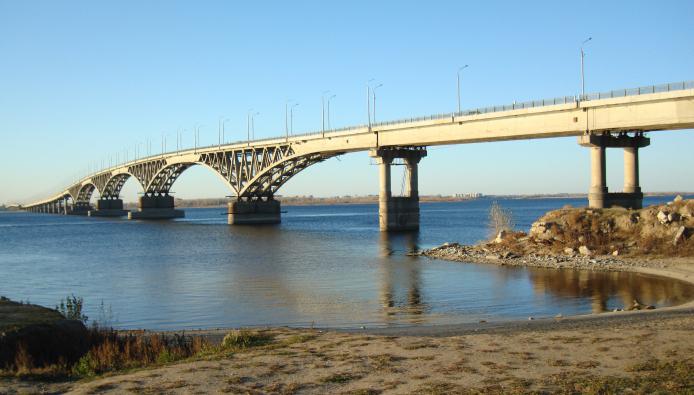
[69,201,93,215]
[579,133,650,209]
[370,147,427,232]
[228,199,281,225]
[89,198,129,217]
[128,194,184,220]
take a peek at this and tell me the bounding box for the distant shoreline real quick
[117,192,692,209]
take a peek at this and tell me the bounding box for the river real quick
[1,197,692,330]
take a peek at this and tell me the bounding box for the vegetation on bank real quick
[0,296,315,381]
[442,197,694,261]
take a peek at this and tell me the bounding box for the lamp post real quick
[457,64,468,114]
[290,103,299,136]
[326,94,336,130]
[581,37,592,100]
[285,100,293,140]
[247,110,259,144]
[222,118,229,144]
[372,83,383,124]
[193,125,202,153]
[322,90,330,136]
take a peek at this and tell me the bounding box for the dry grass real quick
[0,328,282,379]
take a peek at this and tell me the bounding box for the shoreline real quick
[167,255,694,339]
[4,257,693,394]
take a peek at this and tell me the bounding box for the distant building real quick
[455,193,483,199]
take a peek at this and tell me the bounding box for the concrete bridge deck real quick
[23,81,694,230]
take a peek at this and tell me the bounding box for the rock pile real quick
[420,197,693,270]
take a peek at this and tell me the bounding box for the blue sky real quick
[1,0,693,204]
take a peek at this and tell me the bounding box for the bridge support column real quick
[579,133,650,209]
[69,201,92,215]
[128,194,184,220]
[228,199,281,225]
[89,198,129,217]
[370,147,427,232]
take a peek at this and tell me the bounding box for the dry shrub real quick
[488,201,514,238]
[221,329,273,350]
[2,328,210,378]
[73,329,210,376]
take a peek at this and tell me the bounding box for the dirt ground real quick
[2,262,693,394]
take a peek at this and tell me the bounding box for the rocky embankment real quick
[421,196,693,271]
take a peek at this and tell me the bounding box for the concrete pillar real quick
[589,145,608,208]
[405,157,419,198]
[579,133,650,210]
[623,147,640,193]
[128,194,184,220]
[89,198,128,217]
[370,147,427,232]
[70,201,92,215]
[378,156,393,230]
[228,199,281,225]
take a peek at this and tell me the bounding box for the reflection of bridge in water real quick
[526,268,694,313]
[377,231,694,322]
[378,232,425,324]
[23,81,694,231]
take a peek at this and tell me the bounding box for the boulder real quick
[674,194,683,203]
[494,230,508,244]
[563,247,576,255]
[578,246,592,256]
[673,226,688,246]
[657,211,670,225]
[668,212,681,223]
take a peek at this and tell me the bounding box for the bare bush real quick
[488,201,514,238]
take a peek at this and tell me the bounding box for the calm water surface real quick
[1,197,693,330]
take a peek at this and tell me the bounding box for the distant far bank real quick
[116,192,693,209]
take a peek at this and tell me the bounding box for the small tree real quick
[56,294,88,323]
[488,201,514,238]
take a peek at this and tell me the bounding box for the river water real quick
[1,197,692,330]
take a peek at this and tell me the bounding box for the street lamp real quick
[193,124,203,153]
[247,110,259,144]
[285,100,293,140]
[367,79,376,127]
[322,90,330,135]
[581,37,592,100]
[290,103,299,136]
[457,64,469,114]
[326,94,336,131]
[372,83,383,124]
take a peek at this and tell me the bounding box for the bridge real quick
[23,81,694,231]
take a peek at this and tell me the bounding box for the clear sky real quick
[1,0,693,204]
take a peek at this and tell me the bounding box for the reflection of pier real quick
[378,233,426,323]
[526,268,694,313]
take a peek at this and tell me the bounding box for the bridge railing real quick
[581,80,694,101]
[150,80,694,148]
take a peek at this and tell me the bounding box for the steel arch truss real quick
[199,144,295,195]
[59,144,339,203]
[75,183,97,202]
[127,159,168,194]
[102,173,133,198]
[146,163,194,195]
[91,172,112,196]
[239,152,337,199]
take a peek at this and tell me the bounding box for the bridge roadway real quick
[23,81,694,231]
